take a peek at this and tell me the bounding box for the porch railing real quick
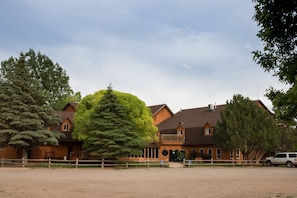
[160,134,185,142]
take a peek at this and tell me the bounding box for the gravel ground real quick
[0,166,296,198]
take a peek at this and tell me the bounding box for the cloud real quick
[0,0,289,113]
[182,64,192,69]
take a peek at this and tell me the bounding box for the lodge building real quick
[0,101,269,162]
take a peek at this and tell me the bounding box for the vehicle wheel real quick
[286,161,293,168]
[265,160,272,166]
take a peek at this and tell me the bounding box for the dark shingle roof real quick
[148,104,174,116]
[62,102,79,111]
[157,104,225,131]
[184,127,214,146]
[53,110,75,124]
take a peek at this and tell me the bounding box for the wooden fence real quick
[0,158,266,168]
[0,157,169,168]
[183,158,264,167]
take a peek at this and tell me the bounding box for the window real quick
[230,150,234,159]
[205,128,211,135]
[208,148,212,157]
[236,149,241,159]
[199,148,204,155]
[143,148,157,158]
[216,148,221,159]
[275,153,286,158]
[289,154,297,158]
[63,124,69,131]
[162,150,169,156]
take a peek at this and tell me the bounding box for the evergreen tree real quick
[83,85,145,159]
[73,89,157,143]
[0,53,64,158]
[214,94,279,159]
[1,49,74,110]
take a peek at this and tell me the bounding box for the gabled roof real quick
[148,104,174,116]
[62,102,78,111]
[157,100,272,131]
[157,104,225,131]
[53,110,75,124]
[52,110,79,142]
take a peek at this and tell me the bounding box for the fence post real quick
[211,158,213,166]
[102,159,104,168]
[1,157,3,167]
[232,158,234,167]
[48,158,51,169]
[22,157,25,168]
[76,158,78,168]
[126,161,128,168]
[147,159,149,168]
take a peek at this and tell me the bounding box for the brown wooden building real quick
[155,100,269,162]
[1,101,269,162]
[0,102,82,159]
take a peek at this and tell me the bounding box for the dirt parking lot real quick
[0,166,296,198]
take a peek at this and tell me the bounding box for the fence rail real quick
[0,158,169,168]
[183,158,264,167]
[0,158,266,168]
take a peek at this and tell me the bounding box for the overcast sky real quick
[0,0,288,113]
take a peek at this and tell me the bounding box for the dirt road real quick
[0,167,296,198]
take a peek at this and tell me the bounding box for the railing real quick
[183,158,264,167]
[160,134,185,142]
[0,157,169,168]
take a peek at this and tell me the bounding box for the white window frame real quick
[205,128,211,135]
[208,148,213,157]
[63,124,69,131]
[199,148,204,155]
[216,148,221,159]
[177,130,182,135]
[236,149,241,159]
[230,150,234,160]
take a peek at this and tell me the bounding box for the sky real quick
[0,0,289,113]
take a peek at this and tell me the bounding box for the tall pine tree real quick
[83,85,145,159]
[214,94,279,159]
[0,53,64,158]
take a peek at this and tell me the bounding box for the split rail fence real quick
[183,158,265,167]
[0,158,266,168]
[0,158,169,168]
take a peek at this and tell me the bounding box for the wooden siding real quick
[153,107,173,126]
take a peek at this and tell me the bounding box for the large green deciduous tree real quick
[1,49,75,110]
[73,89,157,144]
[82,85,146,159]
[0,53,65,158]
[214,94,279,159]
[252,0,297,121]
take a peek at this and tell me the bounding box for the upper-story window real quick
[204,122,213,136]
[176,125,184,135]
[205,128,211,135]
[177,130,183,135]
[63,124,70,131]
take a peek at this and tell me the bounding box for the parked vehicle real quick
[265,152,297,167]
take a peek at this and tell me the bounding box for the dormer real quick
[204,122,214,136]
[61,119,72,132]
[176,123,185,135]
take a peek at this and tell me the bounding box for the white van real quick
[265,152,297,167]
